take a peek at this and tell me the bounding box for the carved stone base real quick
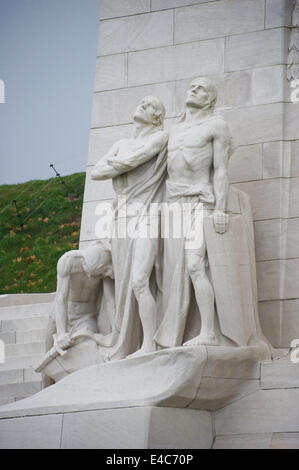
[0,406,213,449]
[0,349,298,449]
[0,344,268,419]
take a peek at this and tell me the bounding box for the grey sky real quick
[0,0,101,185]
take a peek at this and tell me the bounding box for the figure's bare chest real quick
[68,273,100,300]
[168,123,212,152]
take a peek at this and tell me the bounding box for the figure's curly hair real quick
[142,95,166,129]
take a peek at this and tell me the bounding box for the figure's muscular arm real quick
[91,141,123,180]
[108,131,168,172]
[212,118,231,233]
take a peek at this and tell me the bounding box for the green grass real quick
[0,172,86,294]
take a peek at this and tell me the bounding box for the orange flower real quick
[26,255,36,263]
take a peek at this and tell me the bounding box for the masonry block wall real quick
[80,0,299,349]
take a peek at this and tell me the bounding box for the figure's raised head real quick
[134,96,166,129]
[186,77,217,111]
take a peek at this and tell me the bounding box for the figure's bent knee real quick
[132,273,148,296]
[187,256,206,279]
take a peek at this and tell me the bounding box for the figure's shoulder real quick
[152,129,169,145]
[209,114,228,129]
[209,114,231,137]
[57,250,78,277]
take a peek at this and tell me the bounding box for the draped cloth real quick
[99,142,168,361]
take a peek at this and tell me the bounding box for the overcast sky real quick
[0,0,101,185]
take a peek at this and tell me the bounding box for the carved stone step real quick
[0,381,42,400]
[0,354,44,372]
[6,342,46,358]
[1,315,49,333]
[0,293,55,308]
[0,302,52,321]
[0,367,43,386]
[15,329,47,344]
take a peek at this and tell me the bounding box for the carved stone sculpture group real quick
[36,78,270,385]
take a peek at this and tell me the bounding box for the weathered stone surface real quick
[91,82,176,128]
[213,433,273,449]
[228,144,262,183]
[128,40,224,87]
[215,389,299,435]
[94,54,127,92]
[84,166,114,203]
[147,407,213,449]
[88,125,132,166]
[0,331,16,344]
[291,141,299,176]
[254,219,281,261]
[232,179,281,220]
[0,302,51,321]
[61,407,213,449]
[80,200,113,242]
[151,0,216,10]
[265,0,294,28]
[225,28,288,72]
[174,0,265,44]
[0,355,45,372]
[282,263,299,301]
[256,260,281,301]
[101,0,151,19]
[0,369,23,386]
[284,103,299,140]
[263,141,283,178]
[16,328,47,344]
[270,432,299,449]
[0,414,63,449]
[285,218,299,259]
[252,66,285,105]
[23,368,42,383]
[1,316,49,333]
[261,358,299,389]
[280,300,299,347]
[0,293,55,307]
[6,342,45,358]
[289,177,299,217]
[0,382,41,400]
[258,300,281,347]
[223,103,283,146]
[98,10,173,56]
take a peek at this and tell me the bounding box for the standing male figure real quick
[155,77,231,348]
[91,96,168,358]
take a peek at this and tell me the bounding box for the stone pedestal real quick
[0,352,298,449]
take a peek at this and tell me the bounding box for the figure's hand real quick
[55,333,72,350]
[213,211,229,234]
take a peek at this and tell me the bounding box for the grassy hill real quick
[0,172,86,294]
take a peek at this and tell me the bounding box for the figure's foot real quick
[183,333,218,347]
[127,345,156,359]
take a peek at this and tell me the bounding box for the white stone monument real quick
[0,0,299,449]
